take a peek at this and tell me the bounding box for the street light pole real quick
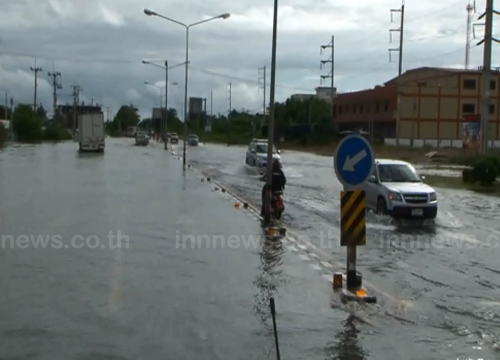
[143,9,230,169]
[183,27,189,168]
[165,60,168,134]
[264,0,279,226]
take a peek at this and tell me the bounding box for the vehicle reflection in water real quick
[325,315,368,360]
[253,230,285,333]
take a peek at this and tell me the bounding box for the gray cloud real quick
[0,0,495,120]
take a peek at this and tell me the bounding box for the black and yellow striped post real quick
[340,190,366,290]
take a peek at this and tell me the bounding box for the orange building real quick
[333,66,500,142]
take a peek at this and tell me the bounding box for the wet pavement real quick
[184,141,500,359]
[1,138,389,360]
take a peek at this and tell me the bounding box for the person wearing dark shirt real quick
[260,159,286,216]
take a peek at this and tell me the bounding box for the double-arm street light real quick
[143,8,230,168]
[142,60,185,135]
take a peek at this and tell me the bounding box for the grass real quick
[424,174,500,196]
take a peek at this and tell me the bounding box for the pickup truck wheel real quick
[376,197,387,215]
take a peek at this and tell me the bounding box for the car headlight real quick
[388,192,403,202]
[429,192,437,201]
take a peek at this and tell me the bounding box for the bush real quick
[473,161,498,186]
[486,156,500,174]
[462,168,475,183]
[42,123,72,141]
[0,123,7,146]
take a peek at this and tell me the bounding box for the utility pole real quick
[264,0,279,226]
[10,97,14,140]
[4,92,7,120]
[389,1,405,146]
[210,91,213,118]
[258,66,267,132]
[466,2,477,69]
[30,61,43,117]
[475,0,500,154]
[227,82,232,121]
[48,70,62,119]
[320,35,335,121]
[71,84,82,139]
[165,60,169,134]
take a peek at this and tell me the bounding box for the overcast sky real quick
[0,0,496,120]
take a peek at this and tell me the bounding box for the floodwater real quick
[186,142,500,360]
[1,138,500,359]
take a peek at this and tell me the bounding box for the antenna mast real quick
[465,1,476,69]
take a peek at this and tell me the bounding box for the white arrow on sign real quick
[342,149,367,171]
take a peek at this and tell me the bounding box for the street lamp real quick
[143,9,230,168]
[144,81,165,136]
[142,60,186,134]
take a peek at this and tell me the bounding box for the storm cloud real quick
[0,0,491,120]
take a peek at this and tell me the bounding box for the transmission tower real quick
[388,1,405,146]
[30,61,43,116]
[320,35,335,120]
[48,70,62,119]
[71,84,83,139]
[473,0,500,154]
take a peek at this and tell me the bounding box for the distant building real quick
[290,94,315,101]
[333,66,500,141]
[315,86,337,103]
[58,102,102,129]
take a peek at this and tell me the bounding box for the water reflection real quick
[253,231,284,331]
[326,315,368,360]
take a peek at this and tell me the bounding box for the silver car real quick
[187,134,199,146]
[135,132,149,146]
[362,159,438,219]
[245,139,281,168]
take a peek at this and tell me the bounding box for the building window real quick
[359,104,363,113]
[463,79,476,90]
[375,102,380,112]
[338,106,343,115]
[489,104,495,114]
[491,80,496,90]
[384,101,389,112]
[462,103,475,114]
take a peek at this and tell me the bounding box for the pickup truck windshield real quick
[255,144,277,153]
[378,164,421,182]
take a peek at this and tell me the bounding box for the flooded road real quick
[186,142,500,359]
[1,138,500,359]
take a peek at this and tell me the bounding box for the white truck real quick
[78,113,105,152]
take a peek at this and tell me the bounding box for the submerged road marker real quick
[334,134,376,304]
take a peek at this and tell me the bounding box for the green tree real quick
[0,105,12,120]
[0,122,7,146]
[12,104,43,142]
[106,105,140,135]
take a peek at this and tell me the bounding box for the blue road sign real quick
[334,134,374,187]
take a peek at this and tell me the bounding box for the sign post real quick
[334,134,376,303]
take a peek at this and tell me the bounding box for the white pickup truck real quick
[78,113,105,152]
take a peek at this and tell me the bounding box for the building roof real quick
[384,66,500,85]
